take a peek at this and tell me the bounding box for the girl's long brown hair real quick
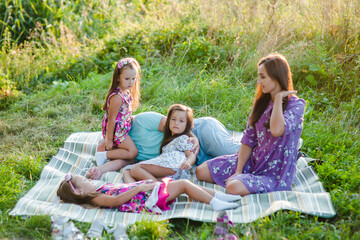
[159,104,194,153]
[57,179,100,206]
[248,53,294,128]
[102,57,141,111]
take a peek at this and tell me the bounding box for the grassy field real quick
[0,0,359,239]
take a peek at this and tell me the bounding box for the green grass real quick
[1,0,360,239]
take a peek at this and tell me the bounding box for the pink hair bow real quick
[65,173,76,192]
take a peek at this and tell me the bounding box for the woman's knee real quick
[226,180,249,196]
[195,165,204,180]
[226,181,243,195]
[195,164,210,181]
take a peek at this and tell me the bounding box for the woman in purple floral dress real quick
[196,53,306,196]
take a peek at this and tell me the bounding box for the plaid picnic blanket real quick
[10,132,335,225]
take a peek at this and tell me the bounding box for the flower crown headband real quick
[65,173,76,192]
[117,58,133,69]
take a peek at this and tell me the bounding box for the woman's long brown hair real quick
[159,104,194,153]
[248,53,294,128]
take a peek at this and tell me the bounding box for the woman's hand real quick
[180,161,192,170]
[270,90,297,137]
[226,172,241,183]
[275,90,297,100]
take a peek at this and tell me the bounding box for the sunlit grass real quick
[0,0,359,239]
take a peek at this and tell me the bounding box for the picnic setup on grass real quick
[10,130,336,238]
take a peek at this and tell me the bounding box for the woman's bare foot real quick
[86,167,102,180]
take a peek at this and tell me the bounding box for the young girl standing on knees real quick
[125,104,196,182]
[196,53,306,196]
[87,58,141,180]
[57,174,241,212]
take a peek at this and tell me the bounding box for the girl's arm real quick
[187,132,200,155]
[91,182,155,208]
[105,95,123,150]
[180,150,196,170]
[270,91,297,137]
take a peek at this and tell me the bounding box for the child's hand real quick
[188,137,199,154]
[180,161,192,170]
[105,139,113,151]
[137,182,156,192]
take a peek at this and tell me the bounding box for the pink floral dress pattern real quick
[101,87,132,147]
[96,180,154,213]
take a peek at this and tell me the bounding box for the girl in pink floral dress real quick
[87,58,141,180]
[57,174,242,213]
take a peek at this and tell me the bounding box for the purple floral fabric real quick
[101,87,132,147]
[208,96,306,194]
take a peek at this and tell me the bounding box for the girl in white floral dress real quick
[124,104,196,182]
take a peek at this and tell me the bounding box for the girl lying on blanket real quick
[57,174,241,213]
[124,104,197,182]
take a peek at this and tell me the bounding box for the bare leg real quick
[97,136,138,160]
[226,179,251,196]
[196,185,242,202]
[130,164,176,182]
[123,169,137,183]
[86,159,135,180]
[166,179,213,203]
[97,139,106,151]
[195,162,215,183]
[166,180,239,210]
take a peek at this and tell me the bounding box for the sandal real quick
[108,223,129,240]
[87,218,109,237]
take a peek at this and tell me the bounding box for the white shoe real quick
[87,218,108,237]
[108,223,129,240]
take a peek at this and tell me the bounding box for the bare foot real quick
[86,167,102,180]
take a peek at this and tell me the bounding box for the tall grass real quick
[1,0,359,238]
[1,0,359,107]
